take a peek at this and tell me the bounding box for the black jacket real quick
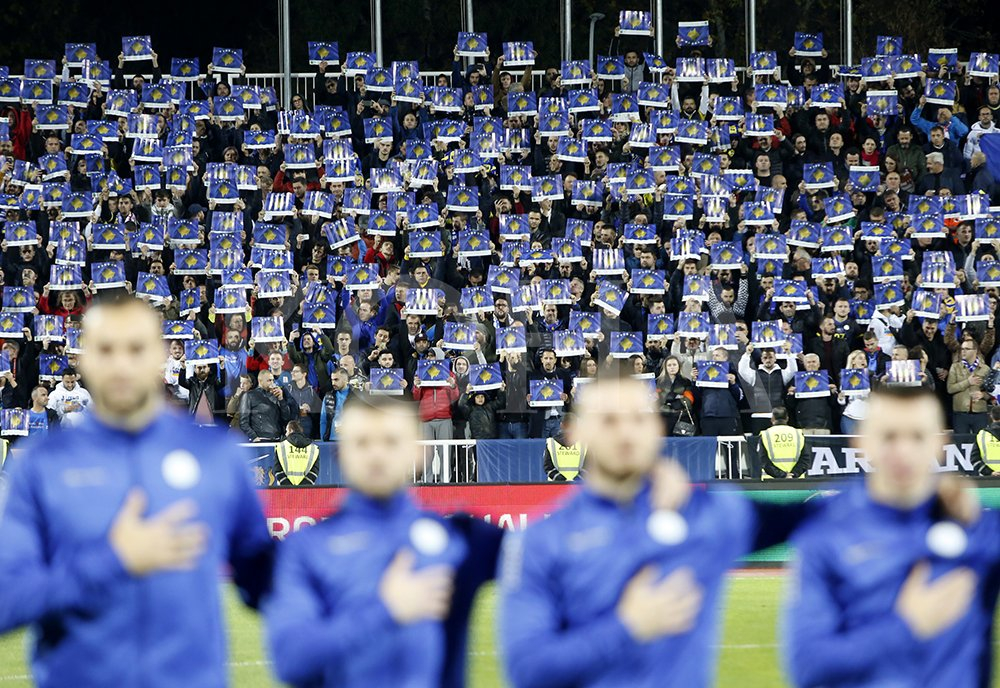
[458,391,506,439]
[239,386,294,441]
[179,365,228,417]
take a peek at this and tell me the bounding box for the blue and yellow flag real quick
[91,261,127,290]
[2,287,34,313]
[678,20,711,45]
[496,326,527,353]
[442,321,476,351]
[2,408,29,436]
[185,340,220,365]
[647,313,675,340]
[794,371,830,398]
[695,361,729,388]
[460,287,493,314]
[251,316,286,343]
[371,368,407,395]
[529,378,564,407]
[469,363,504,392]
[751,320,785,348]
[677,312,710,338]
[793,32,823,56]
[416,359,452,387]
[213,287,248,314]
[840,368,871,396]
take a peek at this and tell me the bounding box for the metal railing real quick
[414,439,479,484]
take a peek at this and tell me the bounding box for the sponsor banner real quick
[257,484,575,539]
[747,433,977,477]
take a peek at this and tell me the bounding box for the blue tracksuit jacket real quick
[498,482,805,688]
[0,409,274,688]
[264,490,503,688]
[783,481,1000,688]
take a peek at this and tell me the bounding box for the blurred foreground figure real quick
[264,394,503,687]
[783,385,999,687]
[0,298,273,688]
[498,373,810,688]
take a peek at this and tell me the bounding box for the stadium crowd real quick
[0,24,1000,444]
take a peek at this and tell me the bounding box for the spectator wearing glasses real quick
[948,338,992,435]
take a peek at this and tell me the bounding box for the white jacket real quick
[964,123,998,160]
[47,382,93,426]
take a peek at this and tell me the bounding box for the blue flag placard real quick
[840,368,870,396]
[695,361,729,388]
[529,378,564,407]
[795,371,831,398]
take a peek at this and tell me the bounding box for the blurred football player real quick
[263,394,502,687]
[498,372,812,688]
[0,298,273,688]
[783,384,999,686]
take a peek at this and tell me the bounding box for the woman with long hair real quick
[656,355,696,435]
[837,349,870,435]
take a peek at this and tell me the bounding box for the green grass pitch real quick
[0,573,995,686]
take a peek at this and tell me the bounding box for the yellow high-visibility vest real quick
[546,438,585,481]
[275,442,320,486]
[976,430,1000,470]
[759,424,805,479]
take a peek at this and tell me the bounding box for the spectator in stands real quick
[885,128,926,190]
[286,364,320,438]
[837,349,870,434]
[164,340,188,403]
[964,107,996,161]
[738,344,797,433]
[0,366,16,408]
[287,330,333,392]
[496,351,531,439]
[26,385,59,436]
[786,354,836,434]
[240,370,293,442]
[319,368,351,442]
[527,348,572,439]
[178,362,228,425]
[459,383,506,440]
[657,355,695,435]
[860,330,891,377]
[266,351,292,389]
[227,373,252,430]
[47,368,91,427]
[807,315,849,379]
[917,152,965,195]
[412,367,460,442]
[948,338,991,435]
[697,347,743,436]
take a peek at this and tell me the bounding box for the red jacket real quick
[412,378,459,421]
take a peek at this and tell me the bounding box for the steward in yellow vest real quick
[544,433,586,482]
[970,407,1000,476]
[757,408,807,479]
[273,422,320,486]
